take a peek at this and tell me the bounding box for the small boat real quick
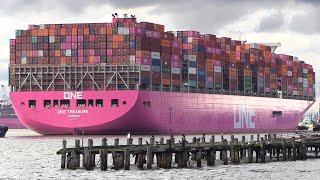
[0,124,8,137]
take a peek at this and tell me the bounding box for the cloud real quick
[256,11,285,32]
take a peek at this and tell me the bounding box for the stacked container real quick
[9,17,315,100]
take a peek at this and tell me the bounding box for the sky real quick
[0,0,319,111]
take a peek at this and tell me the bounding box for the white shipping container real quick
[171,68,180,74]
[124,28,130,35]
[187,37,193,43]
[293,90,298,95]
[293,56,299,61]
[39,24,45,29]
[303,78,308,88]
[214,66,222,73]
[49,36,55,43]
[22,57,27,64]
[66,49,71,57]
[303,68,308,74]
[188,67,197,74]
[141,65,151,71]
[151,52,161,59]
[21,51,27,57]
[184,55,196,61]
[38,50,43,57]
[118,27,124,34]
[130,55,135,61]
[298,77,303,83]
[287,71,292,77]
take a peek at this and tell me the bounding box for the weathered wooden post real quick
[247,139,253,163]
[146,145,153,169]
[240,136,246,159]
[231,138,240,164]
[160,137,164,144]
[281,138,287,161]
[260,137,266,163]
[292,137,297,161]
[124,138,130,170]
[222,139,228,165]
[302,136,307,160]
[75,140,80,168]
[100,138,108,171]
[196,138,202,167]
[191,137,197,160]
[207,135,215,166]
[61,140,67,169]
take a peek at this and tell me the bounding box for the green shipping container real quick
[54,43,61,50]
[215,83,222,89]
[112,28,118,34]
[189,80,197,87]
[245,76,251,90]
[271,89,277,93]
[16,30,22,37]
[32,36,38,44]
[124,35,130,42]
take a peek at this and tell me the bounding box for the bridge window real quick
[96,99,103,107]
[111,99,119,107]
[60,100,70,107]
[88,99,94,107]
[44,100,51,108]
[147,101,151,107]
[77,99,86,107]
[272,111,282,117]
[29,100,36,108]
[53,100,59,107]
[21,102,25,106]
[123,101,127,105]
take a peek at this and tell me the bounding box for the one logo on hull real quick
[234,104,256,129]
[64,92,83,99]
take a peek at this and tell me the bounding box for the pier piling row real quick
[57,133,320,171]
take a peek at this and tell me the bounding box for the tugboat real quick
[0,124,8,137]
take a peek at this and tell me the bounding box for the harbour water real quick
[1,130,320,180]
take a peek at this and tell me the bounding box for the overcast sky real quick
[0,0,319,111]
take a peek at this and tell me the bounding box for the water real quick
[1,130,320,180]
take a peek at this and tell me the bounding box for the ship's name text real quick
[234,104,256,129]
[57,110,88,114]
[64,92,83,99]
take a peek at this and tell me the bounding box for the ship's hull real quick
[10,90,314,135]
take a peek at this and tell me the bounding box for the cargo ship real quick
[8,15,315,135]
[0,85,25,129]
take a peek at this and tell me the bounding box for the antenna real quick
[115,13,118,18]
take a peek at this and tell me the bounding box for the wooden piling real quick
[146,146,153,169]
[260,137,265,163]
[222,139,228,165]
[61,140,67,169]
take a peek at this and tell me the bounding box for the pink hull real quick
[0,117,26,129]
[10,91,314,135]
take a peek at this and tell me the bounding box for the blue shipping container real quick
[151,59,161,66]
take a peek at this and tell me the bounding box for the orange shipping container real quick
[61,57,67,64]
[245,69,251,76]
[84,28,89,35]
[141,51,151,58]
[162,79,171,85]
[106,28,112,35]
[100,28,107,35]
[72,28,78,36]
[264,67,270,74]
[55,50,61,57]
[27,51,32,57]
[230,68,237,79]
[89,56,95,64]
[31,29,38,36]
[60,28,66,36]
[161,39,170,47]
[49,29,55,36]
